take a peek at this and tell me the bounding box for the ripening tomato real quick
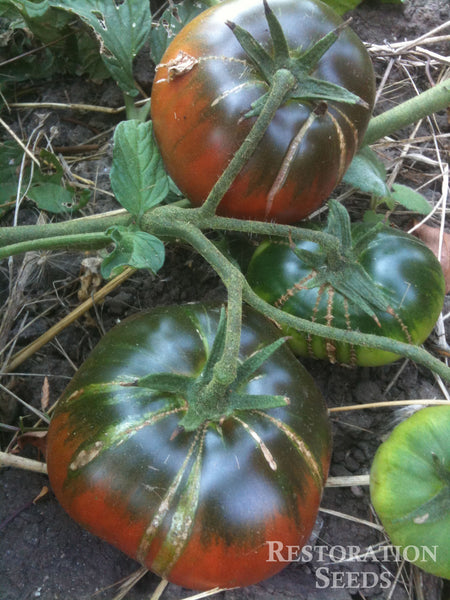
[246,223,445,366]
[46,304,332,590]
[370,405,450,579]
[151,0,375,223]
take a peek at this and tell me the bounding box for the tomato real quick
[46,304,332,590]
[370,405,450,579]
[246,223,445,366]
[151,0,375,223]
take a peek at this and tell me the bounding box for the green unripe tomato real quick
[370,405,450,579]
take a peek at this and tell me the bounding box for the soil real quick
[1,1,449,599]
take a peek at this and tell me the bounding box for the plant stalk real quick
[144,208,450,382]
[123,93,151,121]
[0,210,131,248]
[243,283,450,382]
[1,206,341,259]
[3,78,449,258]
[0,233,110,260]
[0,451,47,474]
[148,214,247,391]
[363,77,450,146]
[193,212,341,254]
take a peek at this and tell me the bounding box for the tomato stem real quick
[1,205,343,259]
[0,210,132,250]
[197,68,297,218]
[193,212,342,254]
[145,207,450,384]
[147,215,248,411]
[0,232,111,260]
[3,77,450,386]
[123,93,150,122]
[243,284,450,382]
[363,78,450,146]
[3,202,450,382]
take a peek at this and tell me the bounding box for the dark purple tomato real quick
[47,304,332,590]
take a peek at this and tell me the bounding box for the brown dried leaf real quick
[412,221,450,293]
[41,376,50,411]
[78,256,103,302]
[33,486,49,504]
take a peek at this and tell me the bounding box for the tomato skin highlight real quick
[46,305,332,590]
[370,406,450,579]
[151,0,375,223]
[247,226,446,366]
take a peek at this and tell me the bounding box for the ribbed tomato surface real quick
[47,304,332,590]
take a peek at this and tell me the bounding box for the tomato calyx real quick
[136,309,289,432]
[290,200,395,326]
[227,0,367,120]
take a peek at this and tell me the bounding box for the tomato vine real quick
[2,1,450,594]
[1,2,450,396]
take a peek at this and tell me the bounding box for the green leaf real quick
[0,1,23,18]
[110,120,170,218]
[343,146,390,197]
[293,202,395,322]
[1,0,52,20]
[150,1,209,65]
[0,1,112,83]
[328,263,391,317]
[2,0,150,91]
[1,0,77,76]
[26,183,77,214]
[2,0,67,35]
[196,308,227,386]
[0,142,89,214]
[101,226,165,278]
[76,32,111,81]
[362,210,387,226]
[293,20,349,74]
[45,0,151,96]
[291,76,365,107]
[35,149,64,183]
[291,246,325,269]
[389,183,432,215]
[0,183,19,208]
[0,141,22,185]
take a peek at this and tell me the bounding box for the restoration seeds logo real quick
[266,542,438,590]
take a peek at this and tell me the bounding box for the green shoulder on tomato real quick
[370,405,450,579]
